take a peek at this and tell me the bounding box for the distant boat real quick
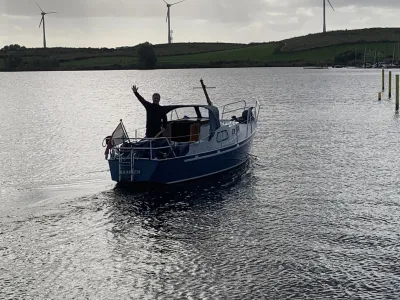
[303,66,329,69]
[103,79,261,185]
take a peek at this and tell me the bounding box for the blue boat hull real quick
[108,135,254,184]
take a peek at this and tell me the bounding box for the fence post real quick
[382,69,385,91]
[396,75,399,113]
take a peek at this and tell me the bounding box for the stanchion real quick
[396,75,399,113]
[382,69,385,91]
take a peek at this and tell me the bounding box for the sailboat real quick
[103,79,261,185]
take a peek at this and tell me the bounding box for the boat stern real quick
[108,158,159,183]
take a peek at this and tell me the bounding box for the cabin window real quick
[232,128,236,135]
[217,130,229,143]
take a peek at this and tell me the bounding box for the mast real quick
[363,46,366,68]
[392,45,396,65]
[200,79,213,106]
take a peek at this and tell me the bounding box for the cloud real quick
[296,8,314,17]
[1,13,31,19]
[2,0,268,23]
[2,0,400,48]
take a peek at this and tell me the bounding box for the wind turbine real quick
[323,0,335,33]
[37,3,57,49]
[163,0,186,44]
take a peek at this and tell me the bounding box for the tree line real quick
[1,42,158,71]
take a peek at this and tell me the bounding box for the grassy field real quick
[281,28,400,52]
[158,41,399,65]
[277,42,399,63]
[153,42,247,57]
[2,28,400,71]
[1,42,247,70]
[57,41,398,70]
[159,43,278,63]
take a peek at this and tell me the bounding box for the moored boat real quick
[103,79,261,185]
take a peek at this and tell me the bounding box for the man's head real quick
[152,93,161,105]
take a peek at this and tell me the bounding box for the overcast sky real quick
[1,0,400,48]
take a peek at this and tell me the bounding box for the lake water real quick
[1,68,400,299]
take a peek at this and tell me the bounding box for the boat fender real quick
[102,135,112,147]
[103,136,113,159]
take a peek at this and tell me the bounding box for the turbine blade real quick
[327,0,335,11]
[163,0,168,4]
[46,12,57,14]
[36,2,44,12]
[39,16,43,28]
[170,0,185,6]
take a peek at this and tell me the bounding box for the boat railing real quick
[131,127,147,138]
[111,132,212,160]
[117,136,176,160]
[221,100,247,120]
[245,100,261,137]
[254,99,261,121]
[221,99,261,137]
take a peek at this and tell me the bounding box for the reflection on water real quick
[107,158,255,239]
[2,68,400,299]
[103,160,261,300]
[1,159,259,300]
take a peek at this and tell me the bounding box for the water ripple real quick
[2,68,400,299]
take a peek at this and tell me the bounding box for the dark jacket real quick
[134,91,167,138]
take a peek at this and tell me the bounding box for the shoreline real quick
[0,63,333,72]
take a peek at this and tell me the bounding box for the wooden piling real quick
[396,75,399,113]
[382,69,385,91]
[378,92,382,101]
[389,71,392,99]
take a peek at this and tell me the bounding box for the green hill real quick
[280,28,400,52]
[1,27,400,71]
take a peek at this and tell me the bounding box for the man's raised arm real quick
[132,85,150,108]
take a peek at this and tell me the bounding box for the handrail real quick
[222,100,247,111]
[122,132,210,143]
[111,132,214,161]
[256,100,261,120]
[111,99,261,160]
[221,100,247,119]
[112,129,258,161]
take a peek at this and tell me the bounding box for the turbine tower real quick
[37,3,57,49]
[323,0,335,33]
[163,0,186,44]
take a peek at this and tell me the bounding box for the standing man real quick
[132,85,167,138]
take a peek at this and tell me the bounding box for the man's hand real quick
[132,85,139,93]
